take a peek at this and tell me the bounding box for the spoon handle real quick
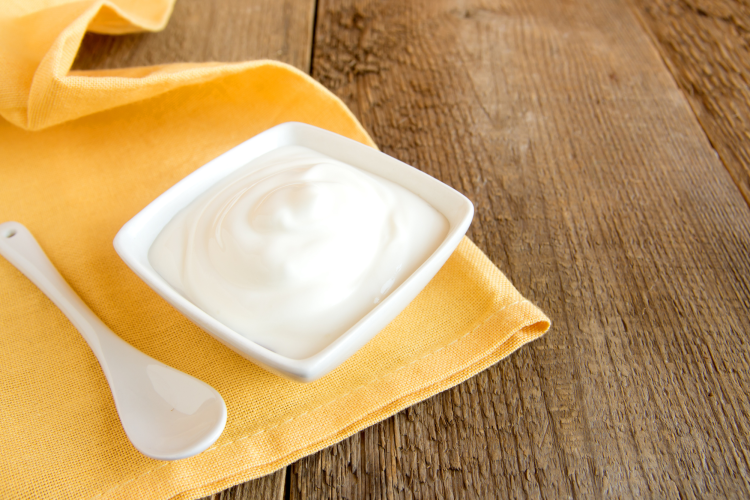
[0,222,111,361]
[0,221,227,460]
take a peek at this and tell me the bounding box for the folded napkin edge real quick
[97,299,549,500]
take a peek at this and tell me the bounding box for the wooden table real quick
[73,0,750,497]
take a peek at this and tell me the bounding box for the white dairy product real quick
[149,145,448,359]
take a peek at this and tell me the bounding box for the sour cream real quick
[149,146,448,359]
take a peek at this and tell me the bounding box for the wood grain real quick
[628,0,750,207]
[71,0,316,71]
[201,470,286,500]
[287,0,750,498]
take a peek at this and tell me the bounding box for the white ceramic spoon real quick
[0,221,227,461]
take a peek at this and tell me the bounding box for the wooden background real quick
[73,0,750,498]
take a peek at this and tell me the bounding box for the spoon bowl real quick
[0,221,226,461]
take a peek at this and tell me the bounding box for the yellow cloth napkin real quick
[0,1,550,498]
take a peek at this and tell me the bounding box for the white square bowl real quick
[114,122,474,382]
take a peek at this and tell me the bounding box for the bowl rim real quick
[114,122,474,382]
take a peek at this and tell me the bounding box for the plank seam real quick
[622,0,750,210]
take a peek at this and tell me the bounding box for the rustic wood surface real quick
[71,0,750,498]
[630,0,750,207]
[72,0,316,72]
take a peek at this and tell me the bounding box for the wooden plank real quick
[71,1,314,498]
[291,0,750,497]
[201,470,286,500]
[628,0,750,207]
[71,0,316,71]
